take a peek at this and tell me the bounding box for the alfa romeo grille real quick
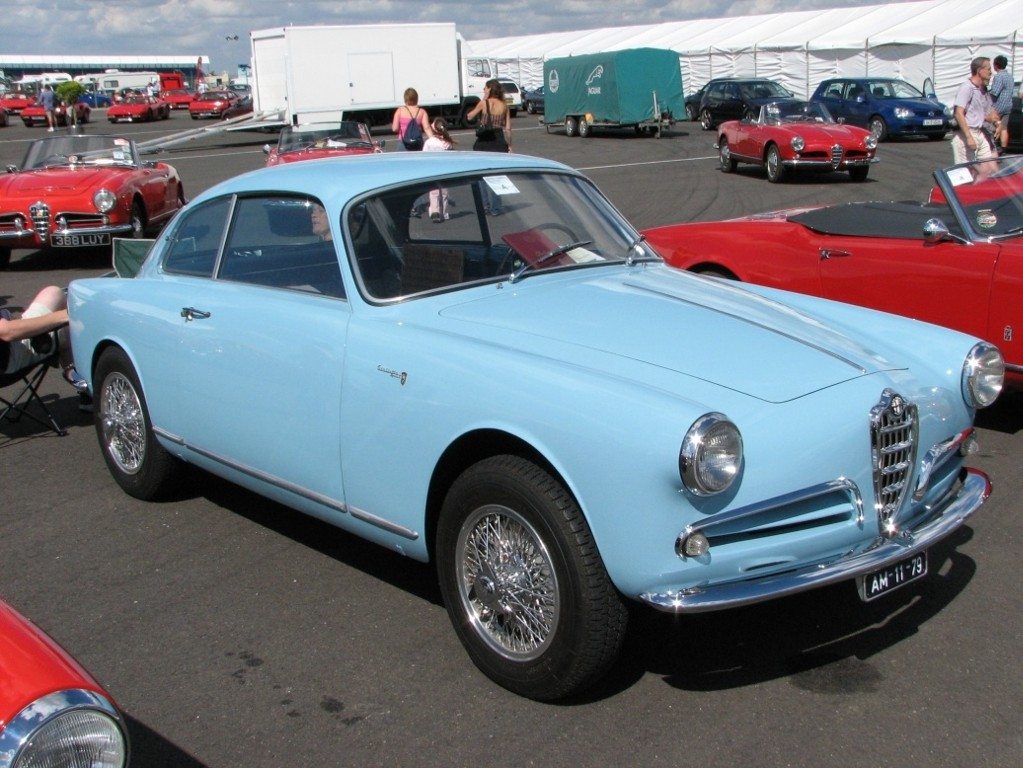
[29,201,51,239]
[870,389,918,533]
[830,145,843,168]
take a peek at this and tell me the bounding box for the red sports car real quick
[0,134,184,268]
[717,100,877,183]
[264,121,383,166]
[0,597,129,766]
[0,92,35,114]
[107,93,169,123]
[21,101,91,127]
[643,155,1023,388]
[188,89,239,119]
[161,87,195,109]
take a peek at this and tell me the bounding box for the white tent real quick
[465,0,1022,105]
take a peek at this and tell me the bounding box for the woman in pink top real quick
[391,88,434,151]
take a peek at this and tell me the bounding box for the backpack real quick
[402,108,424,151]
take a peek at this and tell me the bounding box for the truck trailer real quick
[250,23,495,126]
[542,48,685,138]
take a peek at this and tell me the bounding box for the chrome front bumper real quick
[0,221,135,243]
[783,157,877,168]
[640,466,989,613]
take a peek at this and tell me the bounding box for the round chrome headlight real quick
[790,136,805,152]
[3,690,127,768]
[865,135,878,150]
[679,413,743,496]
[93,188,116,213]
[962,342,1004,408]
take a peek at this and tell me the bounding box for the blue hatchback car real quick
[811,77,952,141]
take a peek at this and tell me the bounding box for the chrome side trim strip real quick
[643,467,989,613]
[152,427,419,540]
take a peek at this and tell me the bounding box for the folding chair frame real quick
[1,310,68,438]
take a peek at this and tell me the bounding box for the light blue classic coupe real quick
[68,152,1003,700]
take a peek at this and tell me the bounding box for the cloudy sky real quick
[5,0,917,74]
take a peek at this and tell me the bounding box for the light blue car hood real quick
[438,267,901,403]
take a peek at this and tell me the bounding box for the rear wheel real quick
[578,118,592,138]
[765,144,786,183]
[849,166,869,182]
[437,455,628,701]
[719,139,737,172]
[564,116,578,137]
[94,346,181,500]
[686,103,698,122]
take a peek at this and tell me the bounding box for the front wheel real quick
[94,346,181,500]
[578,118,592,138]
[869,115,888,142]
[699,108,714,131]
[719,139,737,172]
[526,101,536,114]
[564,116,578,137]
[437,455,628,701]
[128,201,147,238]
[849,166,869,182]
[765,144,786,183]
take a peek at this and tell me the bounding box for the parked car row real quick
[691,76,953,141]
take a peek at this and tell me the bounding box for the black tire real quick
[94,346,181,500]
[509,109,518,118]
[578,118,592,138]
[699,108,714,131]
[685,103,697,122]
[526,101,536,115]
[869,115,888,142]
[928,132,947,141]
[765,144,786,183]
[719,139,737,172]
[565,116,578,137]
[849,166,869,182]
[0,247,10,270]
[437,455,628,701]
[128,201,147,238]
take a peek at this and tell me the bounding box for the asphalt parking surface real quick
[2,111,1021,767]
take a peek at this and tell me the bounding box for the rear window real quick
[500,82,519,94]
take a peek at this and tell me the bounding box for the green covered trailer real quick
[541,48,685,137]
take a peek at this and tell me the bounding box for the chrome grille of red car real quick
[0,213,30,235]
[55,212,108,230]
[830,144,843,169]
[870,389,918,535]
[29,201,51,238]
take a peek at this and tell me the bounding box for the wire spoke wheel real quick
[456,504,559,661]
[100,372,146,475]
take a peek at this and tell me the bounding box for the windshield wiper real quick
[509,239,592,283]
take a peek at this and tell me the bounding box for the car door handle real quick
[180,307,211,321]
[819,248,852,260]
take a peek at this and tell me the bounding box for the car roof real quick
[191,152,570,212]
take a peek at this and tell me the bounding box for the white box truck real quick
[250,23,494,126]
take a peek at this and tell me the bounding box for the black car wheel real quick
[700,108,714,131]
[94,346,181,500]
[578,118,592,138]
[565,116,578,137]
[526,100,536,114]
[765,144,786,183]
[686,103,698,122]
[437,455,628,701]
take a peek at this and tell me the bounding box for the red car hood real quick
[0,167,128,200]
[0,600,102,724]
[272,147,376,165]
[767,123,870,143]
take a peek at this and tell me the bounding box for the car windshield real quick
[347,170,659,301]
[763,101,834,124]
[122,94,148,104]
[867,80,924,99]
[21,135,139,170]
[279,123,372,151]
[739,81,790,99]
[204,91,232,101]
[938,156,1023,239]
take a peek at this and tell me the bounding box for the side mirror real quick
[376,140,386,150]
[262,143,271,154]
[6,165,18,173]
[836,116,845,124]
[922,217,969,245]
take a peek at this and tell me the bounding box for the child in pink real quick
[424,118,454,222]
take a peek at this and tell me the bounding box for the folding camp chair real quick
[0,310,67,437]
[112,237,156,277]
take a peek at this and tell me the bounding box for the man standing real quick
[952,57,1001,163]
[989,55,1013,153]
[39,85,56,132]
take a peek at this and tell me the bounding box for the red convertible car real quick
[717,100,877,183]
[161,87,195,109]
[0,134,184,268]
[107,93,169,122]
[0,597,129,766]
[188,89,239,119]
[643,155,1023,388]
[0,92,35,114]
[264,121,383,166]
[21,101,91,127]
